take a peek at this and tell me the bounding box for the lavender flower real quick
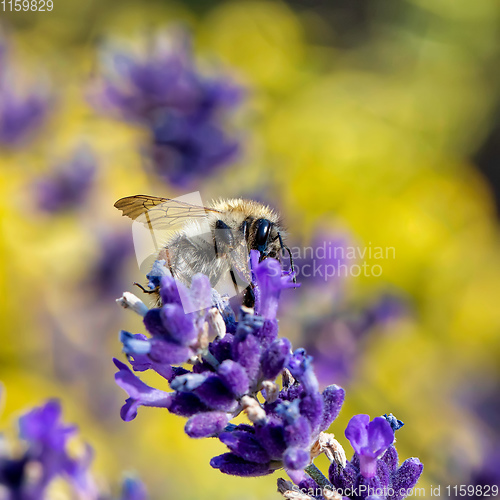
[15,399,94,497]
[328,415,423,500]
[87,230,135,297]
[453,382,500,496]
[289,233,349,286]
[344,415,395,478]
[35,146,96,213]
[120,476,148,500]
[113,252,422,496]
[0,88,48,147]
[0,35,50,148]
[0,398,147,499]
[93,30,242,187]
[301,295,405,385]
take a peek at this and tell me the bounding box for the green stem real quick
[304,463,334,491]
[201,350,220,370]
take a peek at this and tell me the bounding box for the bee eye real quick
[255,219,272,251]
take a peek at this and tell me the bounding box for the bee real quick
[114,194,295,306]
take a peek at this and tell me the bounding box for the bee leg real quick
[133,282,160,294]
[214,220,235,256]
[242,284,256,308]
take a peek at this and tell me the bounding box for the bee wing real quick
[115,194,222,273]
[114,194,222,230]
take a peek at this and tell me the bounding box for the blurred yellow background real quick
[1,0,500,498]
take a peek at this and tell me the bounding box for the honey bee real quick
[114,194,294,306]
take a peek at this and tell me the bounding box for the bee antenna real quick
[283,245,297,285]
[133,282,160,294]
[277,232,297,286]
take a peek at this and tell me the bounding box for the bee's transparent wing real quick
[114,194,221,230]
[115,194,221,274]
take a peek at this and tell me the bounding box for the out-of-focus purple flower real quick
[345,414,394,478]
[120,476,148,500]
[151,111,240,187]
[1,400,94,497]
[0,397,148,499]
[0,35,50,148]
[301,294,405,385]
[290,234,350,286]
[92,30,243,187]
[88,230,135,297]
[460,446,500,498]
[453,382,500,497]
[0,88,49,147]
[18,399,75,451]
[35,146,96,213]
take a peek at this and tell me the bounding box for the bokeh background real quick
[1,0,500,498]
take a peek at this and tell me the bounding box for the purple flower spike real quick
[283,447,310,471]
[193,375,238,412]
[218,360,250,397]
[345,415,395,478]
[320,385,345,431]
[210,453,273,477]
[185,411,229,438]
[120,477,148,500]
[284,416,312,449]
[250,250,296,320]
[159,272,183,305]
[142,305,197,364]
[261,338,292,380]
[219,430,270,464]
[160,304,197,344]
[19,400,70,444]
[92,30,242,187]
[167,392,208,417]
[0,91,48,146]
[111,260,423,489]
[0,37,50,150]
[231,329,262,382]
[113,358,172,421]
[392,458,424,500]
[255,418,287,460]
[288,349,319,394]
[381,445,399,472]
[12,401,93,495]
[121,332,174,380]
[0,391,149,498]
[35,146,96,213]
